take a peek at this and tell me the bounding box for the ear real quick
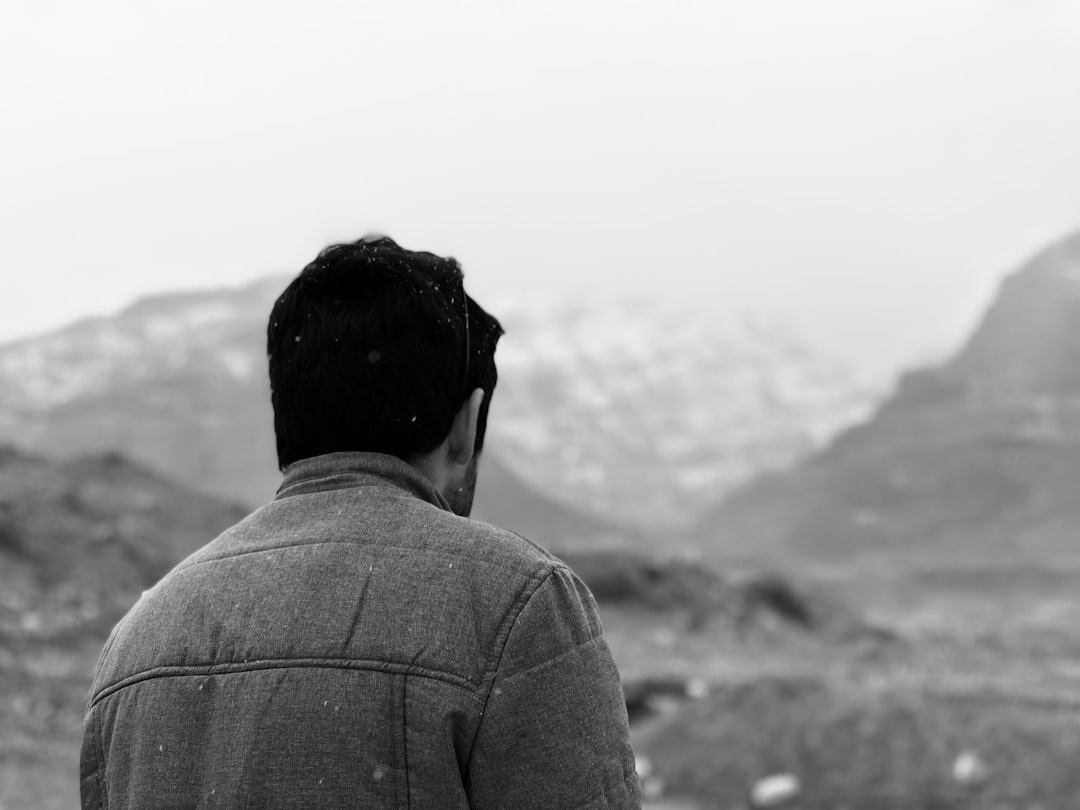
[447,388,485,467]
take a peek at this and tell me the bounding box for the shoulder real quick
[434,511,576,602]
[419,509,603,632]
[446,516,606,662]
[449,514,563,571]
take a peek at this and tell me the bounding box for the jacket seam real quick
[462,564,557,771]
[401,673,411,809]
[493,634,608,687]
[275,470,445,510]
[89,657,483,710]
[94,699,108,809]
[276,476,398,499]
[175,539,378,570]
[173,536,500,572]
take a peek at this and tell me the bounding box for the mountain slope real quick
[0,446,248,632]
[473,453,632,548]
[489,295,880,528]
[696,228,1080,565]
[0,278,878,533]
[0,277,287,505]
[0,448,233,810]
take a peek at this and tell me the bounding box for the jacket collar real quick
[275,451,452,512]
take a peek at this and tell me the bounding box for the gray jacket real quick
[81,452,641,809]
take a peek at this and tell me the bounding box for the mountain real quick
[949,233,1080,394]
[1,446,246,810]
[488,295,881,529]
[472,453,633,548]
[0,448,225,810]
[0,277,878,534]
[0,278,287,507]
[0,446,248,636]
[696,228,1080,564]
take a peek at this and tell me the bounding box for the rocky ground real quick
[605,557,1080,810]
[7,545,1080,810]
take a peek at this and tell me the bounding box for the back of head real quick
[268,236,504,470]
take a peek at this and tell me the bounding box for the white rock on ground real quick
[684,678,709,699]
[952,750,989,786]
[749,773,800,808]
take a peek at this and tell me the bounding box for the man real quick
[81,236,642,809]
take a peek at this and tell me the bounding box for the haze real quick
[4,0,1080,377]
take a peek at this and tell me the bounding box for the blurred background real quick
[4,1,1080,808]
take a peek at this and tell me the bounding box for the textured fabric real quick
[81,452,641,809]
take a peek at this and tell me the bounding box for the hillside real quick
[472,452,634,548]
[0,447,247,810]
[697,228,1080,568]
[0,279,878,533]
[0,446,247,636]
[488,295,881,528]
[0,278,288,508]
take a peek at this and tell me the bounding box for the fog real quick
[4,0,1080,376]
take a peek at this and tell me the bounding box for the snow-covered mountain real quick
[0,279,882,531]
[488,294,882,527]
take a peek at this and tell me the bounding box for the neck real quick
[407,445,450,492]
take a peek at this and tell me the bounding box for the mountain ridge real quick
[0,445,248,641]
[0,280,878,532]
[695,227,1080,565]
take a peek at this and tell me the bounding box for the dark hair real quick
[268,236,504,470]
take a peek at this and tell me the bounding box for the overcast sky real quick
[4,0,1080,376]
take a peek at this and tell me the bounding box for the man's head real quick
[267,236,504,515]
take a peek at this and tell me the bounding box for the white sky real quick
[3,0,1080,376]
